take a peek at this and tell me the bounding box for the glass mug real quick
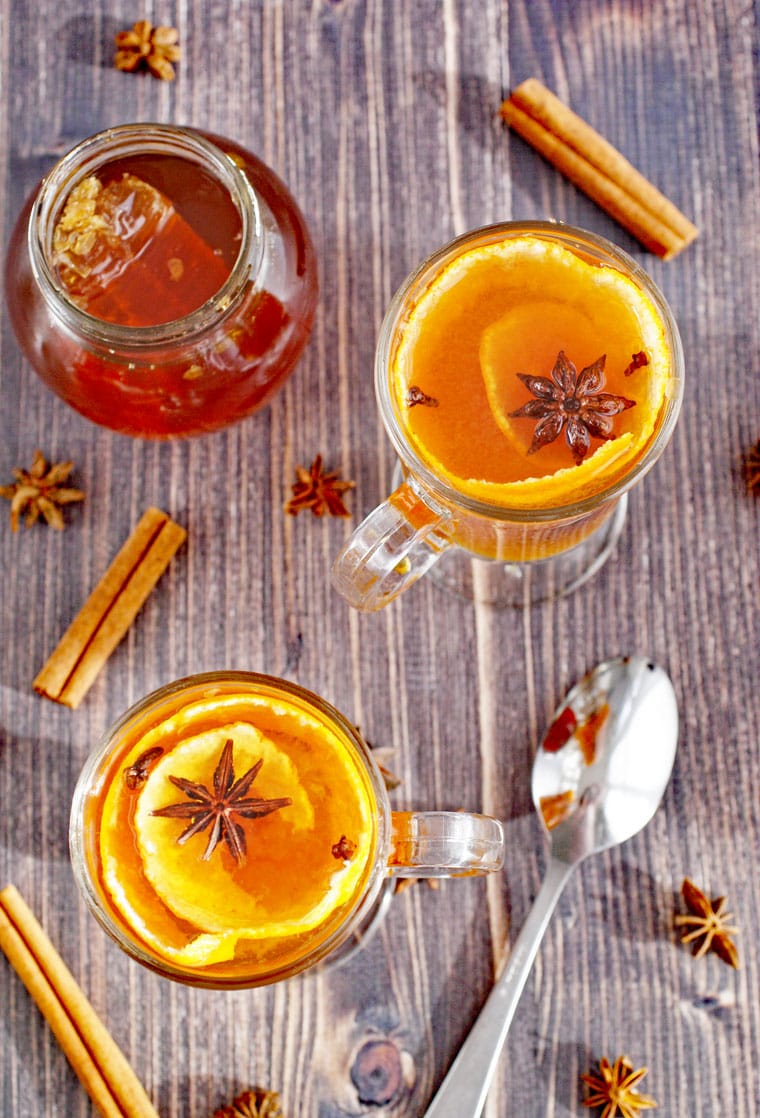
[69,672,504,988]
[5,123,318,437]
[331,221,684,609]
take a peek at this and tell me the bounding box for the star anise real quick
[581,1056,657,1118]
[284,454,355,517]
[114,20,181,81]
[0,450,84,531]
[743,438,760,494]
[151,739,292,864]
[675,877,739,967]
[509,351,636,465]
[212,1088,282,1118]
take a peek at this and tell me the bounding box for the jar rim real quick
[28,123,263,348]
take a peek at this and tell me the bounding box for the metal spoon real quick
[423,655,679,1118]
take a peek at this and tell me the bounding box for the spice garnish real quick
[125,746,164,791]
[501,78,698,260]
[331,834,357,861]
[581,1056,657,1117]
[675,877,739,967]
[0,885,161,1118]
[623,351,649,377]
[114,20,181,80]
[151,738,292,864]
[212,1087,283,1118]
[0,450,84,531]
[406,385,439,408]
[743,438,760,494]
[34,507,185,709]
[509,351,636,465]
[284,454,355,517]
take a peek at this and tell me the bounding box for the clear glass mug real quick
[331,221,684,609]
[69,672,504,988]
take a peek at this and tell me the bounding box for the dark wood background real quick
[1,2,759,1115]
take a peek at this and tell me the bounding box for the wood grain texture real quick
[1,1,759,1116]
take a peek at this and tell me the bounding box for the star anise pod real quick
[284,454,355,517]
[581,1056,657,1118]
[114,20,181,81]
[151,738,292,864]
[0,450,84,531]
[509,351,636,465]
[213,1088,282,1118]
[674,877,739,967]
[743,437,760,494]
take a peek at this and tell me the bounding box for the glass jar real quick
[5,124,318,438]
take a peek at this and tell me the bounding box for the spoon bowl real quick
[423,655,679,1118]
[534,656,679,855]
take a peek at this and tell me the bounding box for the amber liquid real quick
[6,133,318,437]
[397,243,663,488]
[82,679,379,986]
[389,232,672,561]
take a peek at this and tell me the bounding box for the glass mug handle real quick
[332,480,452,610]
[388,810,504,877]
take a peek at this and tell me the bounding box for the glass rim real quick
[374,219,685,523]
[28,123,263,349]
[68,671,391,988]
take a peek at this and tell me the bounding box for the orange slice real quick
[134,724,315,933]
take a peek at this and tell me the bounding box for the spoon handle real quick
[422,857,574,1118]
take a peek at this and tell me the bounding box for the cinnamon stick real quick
[501,78,698,259]
[34,506,186,708]
[0,884,159,1118]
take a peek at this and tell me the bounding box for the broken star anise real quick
[509,351,636,465]
[675,877,739,967]
[0,450,84,531]
[212,1088,282,1118]
[151,738,292,864]
[114,20,181,81]
[580,1056,657,1118]
[284,454,355,517]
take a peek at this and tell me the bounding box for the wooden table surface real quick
[1,2,759,1115]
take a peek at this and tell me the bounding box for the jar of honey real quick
[5,124,318,438]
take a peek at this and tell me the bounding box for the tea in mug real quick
[78,679,380,984]
[392,233,671,514]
